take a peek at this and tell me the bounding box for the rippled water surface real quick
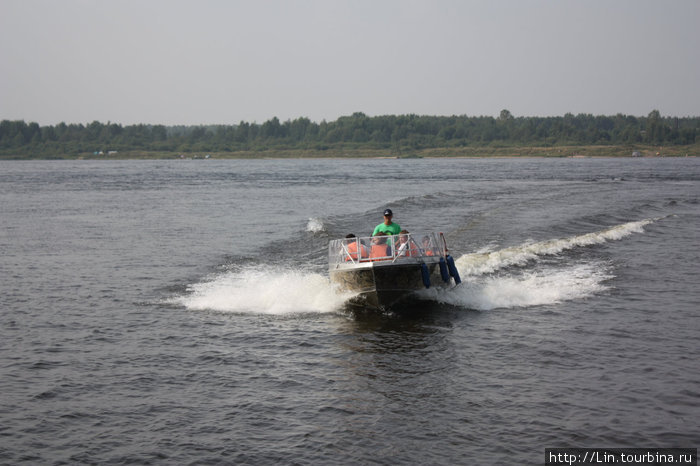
[1,157,698,465]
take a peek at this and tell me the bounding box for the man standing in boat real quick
[372,208,401,237]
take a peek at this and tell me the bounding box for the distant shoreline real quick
[1,144,698,160]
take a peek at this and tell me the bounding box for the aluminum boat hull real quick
[330,259,449,311]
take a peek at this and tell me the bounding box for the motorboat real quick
[328,231,461,311]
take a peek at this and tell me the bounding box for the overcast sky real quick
[1,0,698,126]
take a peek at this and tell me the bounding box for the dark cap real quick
[383,209,393,216]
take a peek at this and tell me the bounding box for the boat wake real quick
[421,262,613,311]
[428,218,656,310]
[173,266,354,315]
[174,219,655,315]
[455,218,654,276]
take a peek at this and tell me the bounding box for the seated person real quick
[396,230,420,257]
[421,236,435,256]
[369,232,392,260]
[343,234,368,261]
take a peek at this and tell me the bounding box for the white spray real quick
[456,219,654,276]
[175,266,354,315]
[176,219,655,314]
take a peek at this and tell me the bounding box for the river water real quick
[1,157,698,465]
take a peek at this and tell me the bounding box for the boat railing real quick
[329,232,446,267]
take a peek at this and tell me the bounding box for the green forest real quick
[1,110,698,158]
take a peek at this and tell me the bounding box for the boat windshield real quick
[329,232,445,266]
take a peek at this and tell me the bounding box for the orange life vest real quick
[345,242,368,261]
[370,243,391,261]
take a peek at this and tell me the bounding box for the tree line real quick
[1,110,697,157]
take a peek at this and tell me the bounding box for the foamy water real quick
[178,261,613,314]
[175,266,353,314]
[178,220,651,314]
[456,218,655,276]
[306,217,326,233]
[423,262,613,310]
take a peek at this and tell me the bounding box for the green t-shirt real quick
[372,222,401,237]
